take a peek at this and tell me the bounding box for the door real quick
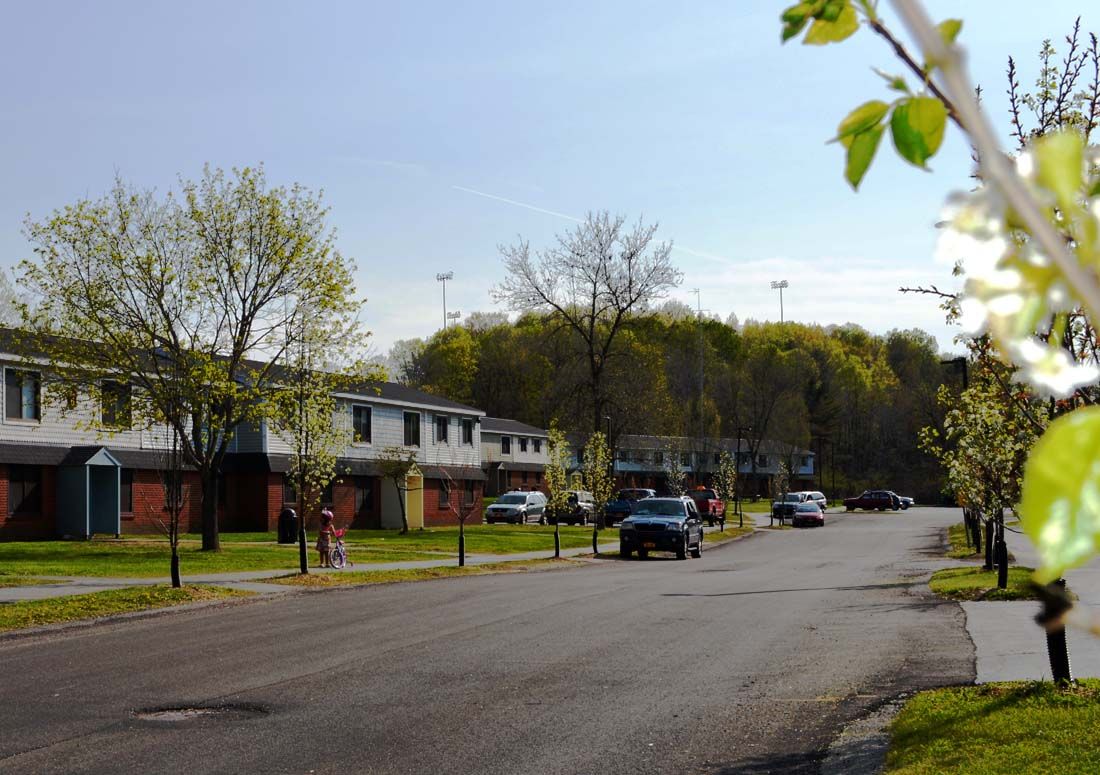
[405,473,424,530]
[355,477,380,529]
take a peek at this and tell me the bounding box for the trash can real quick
[278,507,298,544]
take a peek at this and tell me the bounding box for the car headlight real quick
[620,522,635,531]
[665,522,683,532]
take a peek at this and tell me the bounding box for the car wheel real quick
[676,534,688,560]
[538,513,546,525]
[845,506,853,512]
[637,549,648,560]
[877,507,886,511]
[690,535,702,559]
[620,546,631,558]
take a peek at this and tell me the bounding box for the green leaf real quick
[890,96,947,168]
[835,100,890,143]
[873,68,911,93]
[1020,407,1100,582]
[1034,131,1084,210]
[804,4,858,45]
[845,125,884,190]
[780,2,816,42]
[937,18,963,46]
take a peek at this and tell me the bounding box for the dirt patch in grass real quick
[270,558,583,587]
[887,679,1100,774]
[928,566,1042,601]
[0,585,251,633]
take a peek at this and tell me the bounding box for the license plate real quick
[643,542,656,549]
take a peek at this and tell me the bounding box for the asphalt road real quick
[0,507,973,775]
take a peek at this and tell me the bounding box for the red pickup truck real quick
[689,488,725,527]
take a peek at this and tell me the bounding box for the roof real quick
[0,442,187,470]
[480,417,548,437]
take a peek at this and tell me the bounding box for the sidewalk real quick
[0,540,626,603]
[962,527,1100,682]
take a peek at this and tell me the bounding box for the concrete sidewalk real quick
[962,526,1100,682]
[0,540,626,603]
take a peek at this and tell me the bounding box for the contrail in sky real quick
[452,184,734,265]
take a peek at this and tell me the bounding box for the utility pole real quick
[770,280,788,323]
[436,272,454,329]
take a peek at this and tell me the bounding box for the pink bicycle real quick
[329,527,350,569]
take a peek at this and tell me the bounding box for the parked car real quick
[771,491,809,521]
[791,501,825,527]
[619,497,704,560]
[485,491,547,524]
[896,494,914,510]
[688,488,725,527]
[546,490,596,525]
[843,490,900,512]
[605,488,656,525]
[804,491,827,512]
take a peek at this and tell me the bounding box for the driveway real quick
[0,507,972,774]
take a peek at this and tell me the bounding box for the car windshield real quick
[496,494,526,505]
[632,501,687,517]
[796,503,819,512]
[782,494,803,502]
[692,490,717,499]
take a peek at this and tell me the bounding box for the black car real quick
[619,497,704,560]
[605,488,657,525]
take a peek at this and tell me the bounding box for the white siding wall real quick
[480,431,548,467]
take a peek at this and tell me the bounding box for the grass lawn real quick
[270,558,581,587]
[0,574,51,588]
[887,680,1100,774]
[183,525,596,555]
[0,540,441,578]
[704,524,756,543]
[928,566,1040,601]
[0,585,250,633]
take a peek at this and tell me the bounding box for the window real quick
[757,454,768,469]
[403,411,421,446]
[4,369,40,421]
[283,475,297,505]
[462,418,474,445]
[681,452,692,467]
[521,470,528,483]
[355,478,374,516]
[535,471,542,484]
[435,415,449,444]
[617,450,629,462]
[801,455,811,468]
[463,480,475,507]
[739,452,752,467]
[101,381,132,428]
[654,451,664,465]
[501,436,511,455]
[352,405,372,444]
[714,453,722,465]
[438,479,451,509]
[533,439,541,454]
[8,465,41,514]
[120,469,134,513]
[519,437,528,453]
[321,479,334,505]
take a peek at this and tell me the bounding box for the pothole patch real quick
[133,703,269,723]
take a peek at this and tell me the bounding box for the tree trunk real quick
[200,467,220,552]
[297,524,309,574]
[170,546,181,589]
[398,485,409,535]
[1044,579,1073,685]
[984,516,995,571]
[458,522,465,567]
[554,524,561,559]
[995,513,1009,590]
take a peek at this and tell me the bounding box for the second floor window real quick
[462,418,474,445]
[533,439,541,454]
[436,415,449,444]
[680,452,692,467]
[101,381,132,428]
[352,405,372,444]
[4,369,40,421]
[801,455,812,468]
[501,436,511,455]
[404,411,421,447]
[757,454,769,469]
[519,437,528,453]
[739,452,752,467]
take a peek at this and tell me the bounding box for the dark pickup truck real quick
[771,492,808,522]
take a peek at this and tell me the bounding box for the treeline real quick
[387,308,954,502]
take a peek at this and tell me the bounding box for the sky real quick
[0,1,1095,357]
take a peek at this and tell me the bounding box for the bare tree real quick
[440,469,479,566]
[377,446,419,534]
[493,212,682,432]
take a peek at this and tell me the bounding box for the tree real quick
[771,461,791,526]
[582,431,614,549]
[408,326,479,405]
[19,166,360,551]
[377,446,419,535]
[439,469,479,567]
[543,425,572,558]
[662,441,686,497]
[713,450,739,523]
[493,211,682,432]
[0,267,22,326]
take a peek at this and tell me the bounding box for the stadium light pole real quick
[770,280,788,323]
[436,272,454,329]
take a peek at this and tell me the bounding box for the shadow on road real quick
[715,750,821,774]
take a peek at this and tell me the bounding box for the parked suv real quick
[546,490,596,525]
[485,491,547,524]
[619,497,704,560]
[771,491,809,521]
[843,490,900,512]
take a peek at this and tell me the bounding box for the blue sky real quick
[0,1,1094,355]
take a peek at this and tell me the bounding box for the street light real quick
[447,310,462,326]
[770,280,789,323]
[735,426,751,528]
[436,272,454,329]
